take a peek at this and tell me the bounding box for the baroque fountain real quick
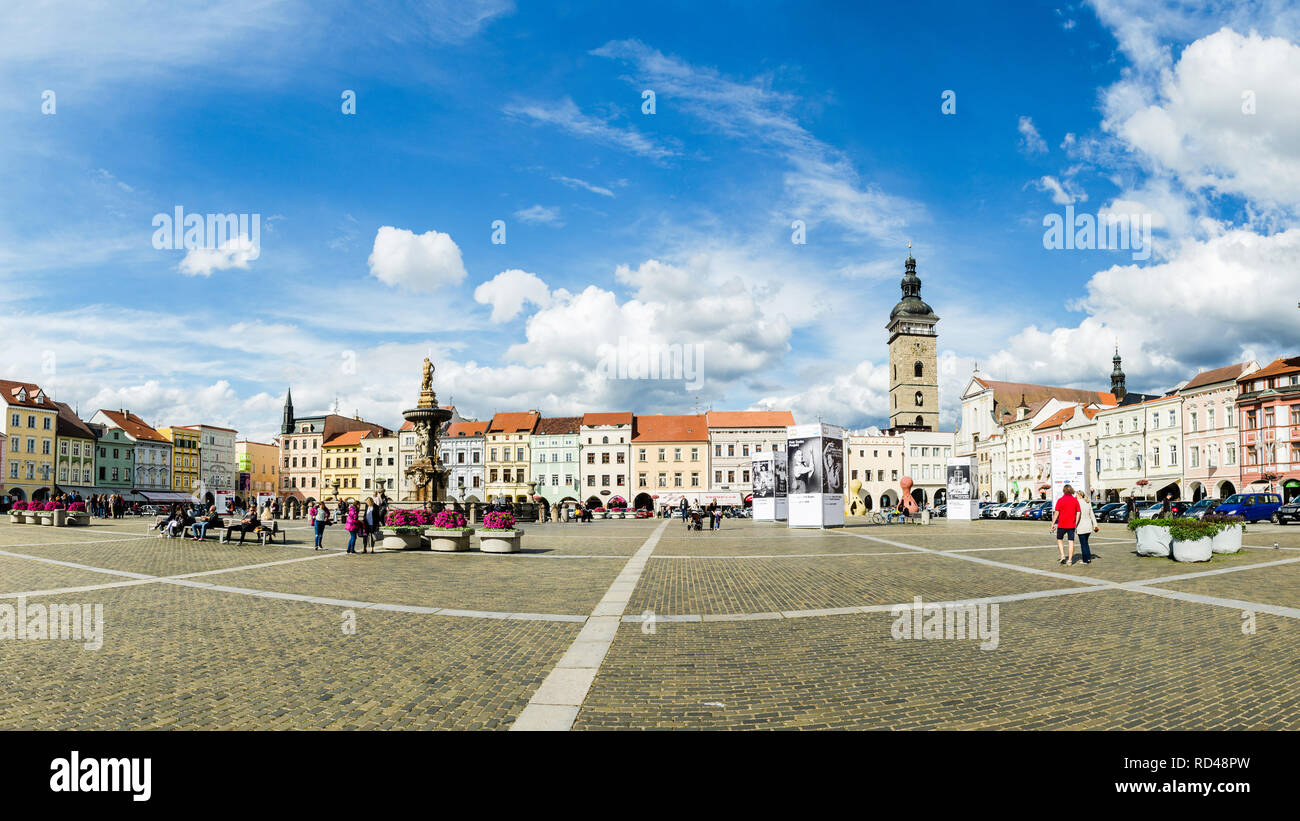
[401,358,453,503]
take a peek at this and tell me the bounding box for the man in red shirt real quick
[1050,484,1082,566]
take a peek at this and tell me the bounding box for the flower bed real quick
[426,509,474,551]
[1129,518,1174,557]
[479,511,522,553]
[1203,514,1245,554]
[1168,518,1216,562]
[381,508,436,549]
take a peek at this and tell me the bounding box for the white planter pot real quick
[52,510,68,526]
[24,512,41,525]
[39,513,55,526]
[426,529,474,552]
[380,532,424,550]
[8,513,22,524]
[1211,524,1243,554]
[479,529,523,553]
[1172,536,1213,562]
[66,513,89,527]
[1134,525,1172,557]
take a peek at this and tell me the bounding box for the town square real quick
[2,0,1298,798]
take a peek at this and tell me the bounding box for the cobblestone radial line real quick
[842,530,1109,587]
[846,529,1300,621]
[0,547,156,580]
[510,518,670,731]
[1123,555,1300,587]
[1123,584,1300,620]
[650,551,920,559]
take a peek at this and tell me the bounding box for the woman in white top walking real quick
[1074,489,1099,565]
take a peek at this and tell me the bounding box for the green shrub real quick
[1169,517,1221,542]
[1203,513,1246,533]
[1128,517,1176,532]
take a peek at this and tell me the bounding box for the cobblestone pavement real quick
[1,516,1296,729]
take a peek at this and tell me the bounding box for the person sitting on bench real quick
[222,509,260,544]
[192,506,220,541]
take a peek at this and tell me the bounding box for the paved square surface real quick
[1,515,1296,729]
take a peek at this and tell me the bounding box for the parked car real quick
[1215,493,1283,523]
[981,502,1004,519]
[1094,502,1122,521]
[1023,501,1052,520]
[1179,498,1222,520]
[1106,504,1136,523]
[1274,499,1300,525]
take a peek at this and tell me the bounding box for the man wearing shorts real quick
[1050,484,1082,566]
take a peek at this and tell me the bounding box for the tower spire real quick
[1111,346,1127,402]
[280,386,295,435]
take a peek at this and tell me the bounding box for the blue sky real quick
[2,0,1298,441]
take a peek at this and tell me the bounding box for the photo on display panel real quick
[821,437,843,495]
[774,455,788,498]
[947,464,972,501]
[787,437,822,495]
[753,460,775,498]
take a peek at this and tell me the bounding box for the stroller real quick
[688,510,704,531]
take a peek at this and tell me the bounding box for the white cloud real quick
[552,175,615,197]
[474,269,552,322]
[1035,175,1087,205]
[755,360,889,428]
[366,226,467,292]
[503,97,676,161]
[1105,28,1300,210]
[1018,116,1048,154]
[591,39,923,243]
[178,235,259,277]
[513,204,563,226]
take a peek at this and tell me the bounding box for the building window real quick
[914,361,923,377]
[914,391,923,406]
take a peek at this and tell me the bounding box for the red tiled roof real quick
[1082,408,1101,420]
[323,430,368,447]
[0,380,52,410]
[487,411,540,434]
[445,421,488,438]
[1240,357,1300,382]
[98,409,168,442]
[535,416,581,435]
[1032,407,1077,431]
[706,410,796,428]
[1182,362,1253,391]
[971,378,1116,410]
[582,412,634,427]
[632,414,709,442]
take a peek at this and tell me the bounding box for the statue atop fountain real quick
[402,358,453,502]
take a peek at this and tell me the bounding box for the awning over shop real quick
[140,491,198,503]
[1247,478,1271,486]
[1122,487,1149,497]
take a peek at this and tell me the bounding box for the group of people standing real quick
[89,494,130,518]
[310,492,389,553]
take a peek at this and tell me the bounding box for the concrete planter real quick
[426,528,474,552]
[1172,536,1213,563]
[479,529,523,553]
[1211,524,1243,554]
[38,512,55,526]
[8,513,23,524]
[23,512,42,525]
[380,531,424,550]
[52,510,69,526]
[63,512,89,527]
[1134,525,1172,557]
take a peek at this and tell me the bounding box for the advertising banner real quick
[751,450,788,521]
[1050,439,1089,503]
[786,423,845,528]
[945,456,979,520]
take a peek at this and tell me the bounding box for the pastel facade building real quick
[705,410,795,505]
[1236,357,1300,502]
[844,430,905,511]
[235,440,279,497]
[1,380,59,501]
[360,432,399,497]
[484,411,540,503]
[158,426,202,495]
[54,401,97,492]
[440,421,487,500]
[631,414,708,507]
[1180,362,1254,501]
[580,412,634,505]
[92,409,173,495]
[901,429,956,507]
[530,417,581,508]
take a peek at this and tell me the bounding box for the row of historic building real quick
[274,386,797,513]
[0,378,277,505]
[954,353,1300,504]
